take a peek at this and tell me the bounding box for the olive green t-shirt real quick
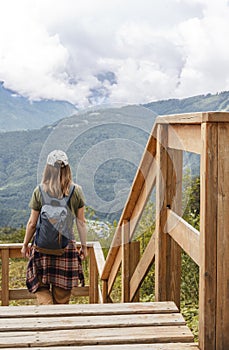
[29,184,85,216]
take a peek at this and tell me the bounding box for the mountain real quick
[0,82,77,131]
[144,91,229,115]
[1,90,229,227]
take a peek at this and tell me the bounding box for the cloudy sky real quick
[0,0,229,108]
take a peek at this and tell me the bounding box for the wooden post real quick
[122,220,130,302]
[155,124,169,301]
[199,122,218,350]
[155,125,182,307]
[1,248,10,306]
[89,247,98,303]
[102,280,109,303]
[129,241,140,302]
[216,123,229,349]
[166,148,183,309]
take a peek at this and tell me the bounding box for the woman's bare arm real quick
[76,206,88,258]
[21,209,39,258]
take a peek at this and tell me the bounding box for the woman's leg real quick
[52,285,71,304]
[35,286,53,305]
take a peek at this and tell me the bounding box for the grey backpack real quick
[34,184,75,255]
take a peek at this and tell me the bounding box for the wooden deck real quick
[0,302,199,349]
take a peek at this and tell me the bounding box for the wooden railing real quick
[0,241,105,306]
[101,112,229,350]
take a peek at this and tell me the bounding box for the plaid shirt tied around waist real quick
[26,240,84,293]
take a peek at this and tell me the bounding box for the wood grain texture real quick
[0,301,197,348]
[0,326,194,347]
[199,122,218,350]
[168,124,201,154]
[0,344,199,350]
[216,123,229,350]
[155,124,169,301]
[167,209,200,266]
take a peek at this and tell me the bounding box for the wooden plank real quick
[168,124,201,154]
[0,313,186,331]
[167,209,200,266]
[108,246,122,295]
[130,233,155,302]
[98,285,103,303]
[122,221,130,302]
[202,111,229,123]
[0,242,93,250]
[71,286,90,297]
[0,325,194,347]
[0,344,199,350]
[129,241,140,302]
[102,226,121,281]
[166,149,182,309]
[156,111,229,124]
[8,288,36,300]
[155,124,169,301]
[0,345,199,350]
[89,247,98,303]
[92,242,105,278]
[1,249,9,306]
[0,244,23,260]
[0,287,90,301]
[156,112,203,124]
[129,159,157,238]
[216,123,229,350]
[199,122,218,350]
[102,280,109,303]
[0,302,179,318]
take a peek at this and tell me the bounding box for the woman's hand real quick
[21,244,31,258]
[21,209,39,258]
[80,245,88,260]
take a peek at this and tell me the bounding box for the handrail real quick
[167,209,200,266]
[0,242,105,306]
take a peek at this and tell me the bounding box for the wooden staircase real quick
[2,111,229,349]
[0,302,198,349]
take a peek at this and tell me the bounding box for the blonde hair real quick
[42,162,72,198]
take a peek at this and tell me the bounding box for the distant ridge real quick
[0,82,77,131]
[144,91,229,115]
[1,83,229,132]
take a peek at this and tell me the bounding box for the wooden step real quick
[0,301,178,318]
[0,313,186,331]
[0,302,199,349]
[0,345,199,350]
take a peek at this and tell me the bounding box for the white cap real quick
[46,150,68,166]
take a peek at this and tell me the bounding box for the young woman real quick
[21,150,87,305]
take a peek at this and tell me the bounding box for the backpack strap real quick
[39,185,51,205]
[39,184,75,206]
[65,184,75,204]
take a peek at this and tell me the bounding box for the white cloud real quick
[176,1,229,97]
[0,0,228,106]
